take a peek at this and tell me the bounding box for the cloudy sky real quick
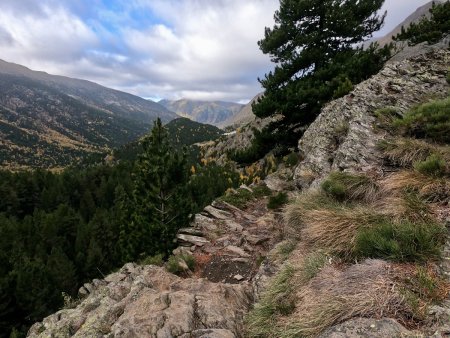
[0,0,432,103]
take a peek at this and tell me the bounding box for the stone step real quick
[192,214,218,232]
[177,234,210,247]
[203,205,232,220]
[178,227,204,237]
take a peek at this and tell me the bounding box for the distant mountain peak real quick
[159,98,245,127]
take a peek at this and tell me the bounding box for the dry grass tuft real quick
[283,191,335,237]
[382,171,450,203]
[375,192,434,222]
[299,206,381,257]
[276,260,412,337]
[378,138,447,168]
[321,172,381,203]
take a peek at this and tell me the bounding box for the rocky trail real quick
[175,197,283,284]
[28,188,285,338]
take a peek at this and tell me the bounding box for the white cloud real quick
[0,4,98,73]
[0,0,435,103]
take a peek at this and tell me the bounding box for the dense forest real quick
[0,119,238,337]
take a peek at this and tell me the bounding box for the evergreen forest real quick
[0,119,239,337]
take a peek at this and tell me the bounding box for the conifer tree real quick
[394,1,450,45]
[246,0,391,158]
[129,118,191,258]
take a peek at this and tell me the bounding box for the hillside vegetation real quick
[246,94,450,337]
[0,60,176,169]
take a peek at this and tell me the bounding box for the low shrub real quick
[414,154,447,177]
[355,220,444,262]
[394,97,450,144]
[321,172,379,203]
[373,107,402,127]
[219,188,253,208]
[252,184,272,198]
[166,254,196,275]
[139,253,164,266]
[267,192,288,209]
[284,152,299,167]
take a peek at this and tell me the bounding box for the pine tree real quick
[248,0,391,157]
[394,1,450,45]
[129,118,191,258]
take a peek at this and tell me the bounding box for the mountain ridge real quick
[0,59,177,169]
[159,98,244,127]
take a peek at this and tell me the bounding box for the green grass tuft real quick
[220,184,271,208]
[355,220,444,262]
[139,253,164,266]
[246,265,296,337]
[267,192,289,209]
[300,251,328,283]
[284,152,299,167]
[393,97,450,144]
[414,154,447,177]
[166,254,195,275]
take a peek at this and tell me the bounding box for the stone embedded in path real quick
[245,234,271,245]
[193,214,218,232]
[234,274,244,281]
[177,234,210,247]
[203,205,232,220]
[224,245,250,258]
[212,200,243,213]
[178,227,204,237]
[224,219,243,232]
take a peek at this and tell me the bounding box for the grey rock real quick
[28,265,252,338]
[191,328,236,338]
[264,167,295,192]
[319,318,415,337]
[178,227,204,236]
[177,234,210,247]
[204,205,232,220]
[224,246,250,258]
[193,214,218,232]
[224,219,243,232]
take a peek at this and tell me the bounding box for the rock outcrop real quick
[28,264,252,338]
[294,48,450,189]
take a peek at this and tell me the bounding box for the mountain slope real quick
[220,93,262,128]
[159,99,244,126]
[0,60,177,169]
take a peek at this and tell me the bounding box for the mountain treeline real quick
[0,120,238,337]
